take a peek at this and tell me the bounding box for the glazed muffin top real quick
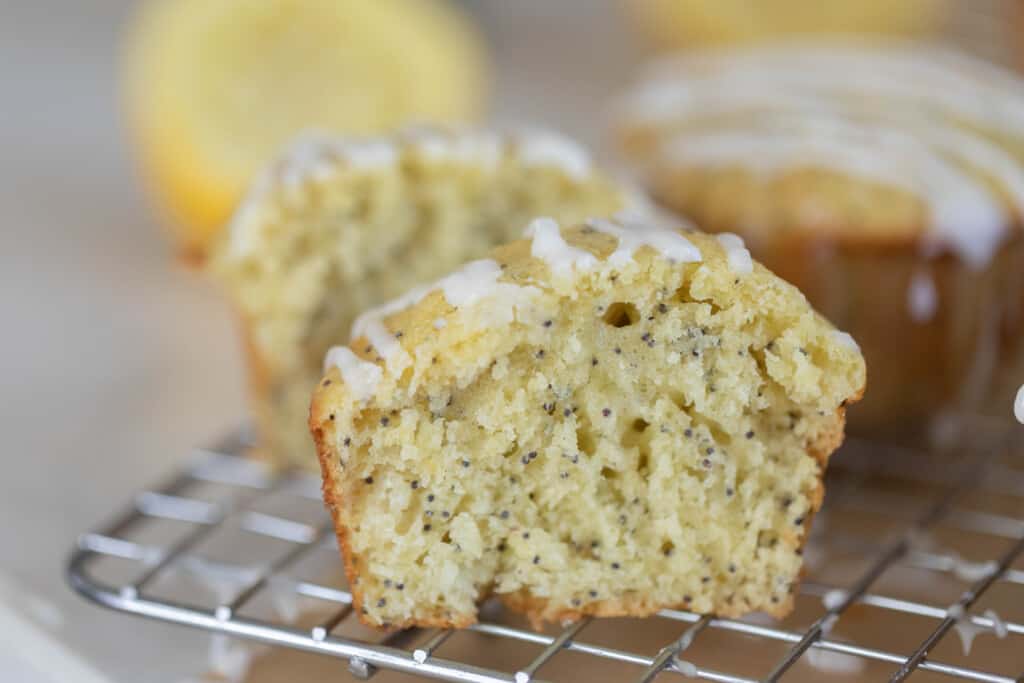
[614,42,1024,267]
[310,215,865,630]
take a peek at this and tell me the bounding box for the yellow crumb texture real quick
[310,224,866,630]
[211,132,627,467]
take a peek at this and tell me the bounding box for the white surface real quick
[0,573,114,683]
[1,3,247,681]
[0,2,641,681]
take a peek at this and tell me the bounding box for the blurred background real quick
[1,1,1021,682]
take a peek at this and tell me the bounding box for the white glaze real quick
[1015,384,1024,424]
[228,127,595,258]
[267,576,302,624]
[907,271,938,323]
[228,133,398,258]
[674,659,699,677]
[515,129,591,179]
[343,258,540,376]
[821,589,847,611]
[631,43,1024,136]
[806,648,865,675]
[328,215,708,391]
[663,126,916,195]
[361,319,410,370]
[276,134,398,191]
[333,138,399,171]
[174,556,262,605]
[619,43,1024,269]
[208,634,254,683]
[352,283,433,340]
[323,347,382,402]
[983,609,1009,639]
[831,330,860,353]
[952,558,998,582]
[404,127,503,167]
[526,217,597,275]
[348,258,504,329]
[587,216,702,265]
[716,232,753,274]
[661,118,1009,268]
[437,258,518,308]
[947,604,973,655]
[947,604,1010,656]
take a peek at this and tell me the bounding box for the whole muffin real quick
[613,43,1024,433]
[211,128,633,468]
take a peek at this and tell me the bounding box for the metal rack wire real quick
[67,420,1024,682]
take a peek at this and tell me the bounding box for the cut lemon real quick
[123,0,488,260]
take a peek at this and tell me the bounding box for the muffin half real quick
[310,216,865,629]
[211,128,632,467]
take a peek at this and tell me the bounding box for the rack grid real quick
[67,419,1024,682]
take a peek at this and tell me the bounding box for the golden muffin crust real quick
[613,43,1024,432]
[616,44,1024,254]
[211,128,632,468]
[310,217,865,630]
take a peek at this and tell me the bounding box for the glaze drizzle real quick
[618,43,1024,268]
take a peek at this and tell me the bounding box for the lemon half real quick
[124,0,488,259]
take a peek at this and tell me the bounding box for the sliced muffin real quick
[211,128,632,468]
[310,216,865,629]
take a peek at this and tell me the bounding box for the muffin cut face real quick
[310,217,865,630]
[211,128,630,467]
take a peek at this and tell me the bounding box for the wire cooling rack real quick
[67,419,1024,683]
